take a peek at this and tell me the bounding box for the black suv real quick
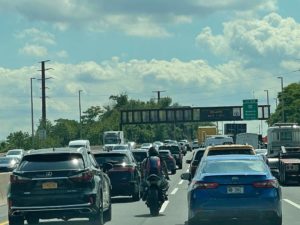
[93,151,142,201]
[7,147,112,225]
[159,144,183,169]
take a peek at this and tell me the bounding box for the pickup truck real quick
[278,146,300,185]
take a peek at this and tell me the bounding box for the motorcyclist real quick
[141,146,170,201]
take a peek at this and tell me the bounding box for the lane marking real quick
[0,221,8,225]
[178,180,184,185]
[159,200,169,213]
[171,188,178,195]
[283,199,300,209]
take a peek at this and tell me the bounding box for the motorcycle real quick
[144,174,167,216]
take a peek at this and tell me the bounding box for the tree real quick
[268,82,300,125]
[6,131,31,150]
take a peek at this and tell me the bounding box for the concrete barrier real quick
[0,173,10,206]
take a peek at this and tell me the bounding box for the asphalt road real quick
[0,151,300,225]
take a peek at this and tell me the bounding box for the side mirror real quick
[102,162,113,173]
[186,159,191,164]
[181,172,191,181]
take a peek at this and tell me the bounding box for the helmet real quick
[148,146,159,157]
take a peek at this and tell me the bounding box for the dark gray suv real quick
[7,147,112,225]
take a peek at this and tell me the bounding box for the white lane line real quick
[159,200,169,213]
[171,188,178,195]
[283,199,300,209]
[178,180,184,185]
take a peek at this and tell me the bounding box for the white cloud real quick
[56,50,68,58]
[18,44,48,57]
[0,0,277,37]
[0,55,298,140]
[15,28,56,45]
[196,13,300,68]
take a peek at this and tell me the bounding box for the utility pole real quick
[79,90,83,139]
[39,60,52,138]
[152,90,166,102]
[277,76,284,122]
[274,98,278,108]
[30,77,36,147]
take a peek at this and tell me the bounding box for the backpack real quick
[145,156,161,176]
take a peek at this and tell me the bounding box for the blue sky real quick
[0,0,300,140]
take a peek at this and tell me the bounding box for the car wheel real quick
[26,216,39,224]
[132,184,141,201]
[178,163,183,169]
[171,169,176,175]
[103,203,112,222]
[9,216,24,225]
[269,216,282,225]
[89,205,104,225]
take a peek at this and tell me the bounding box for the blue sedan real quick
[181,154,282,225]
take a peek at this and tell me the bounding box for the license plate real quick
[42,182,58,189]
[286,164,299,171]
[227,186,244,194]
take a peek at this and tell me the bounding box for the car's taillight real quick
[253,179,279,188]
[10,174,31,184]
[191,181,219,189]
[70,171,94,182]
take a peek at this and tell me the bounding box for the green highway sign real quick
[243,99,258,120]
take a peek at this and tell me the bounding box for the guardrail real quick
[0,173,10,205]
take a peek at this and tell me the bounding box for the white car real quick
[5,149,25,160]
[68,139,91,151]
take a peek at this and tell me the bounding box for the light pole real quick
[274,98,278,108]
[78,90,83,139]
[264,90,269,106]
[277,76,284,122]
[30,77,36,147]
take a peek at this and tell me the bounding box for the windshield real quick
[94,154,130,166]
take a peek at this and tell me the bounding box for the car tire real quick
[103,203,112,222]
[26,216,39,224]
[9,216,24,225]
[132,183,141,201]
[89,206,104,225]
[269,216,282,225]
[178,163,183,169]
[171,169,176,175]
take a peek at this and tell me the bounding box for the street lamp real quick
[78,90,83,138]
[277,76,284,122]
[30,77,36,147]
[264,90,269,106]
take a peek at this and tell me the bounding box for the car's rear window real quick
[195,151,205,160]
[94,154,130,166]
[132,152,147,162]
[207,149,254,156]
[160,146,180,154]
[7,150,21,155]
[18,153,84,171]
[203,160,266,174]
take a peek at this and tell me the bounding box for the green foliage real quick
[268,82,300,125]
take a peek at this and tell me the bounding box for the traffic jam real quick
[0,124,300,225]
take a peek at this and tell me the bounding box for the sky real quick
[0,0,300,141]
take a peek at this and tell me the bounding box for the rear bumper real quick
[8,202,99,219]
[111,180,138,196]
[189,199,282,223]
[189,208,281,224]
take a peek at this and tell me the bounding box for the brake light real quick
[10,174,31,184]
[70,171,94,182]
[253,179,279,188]
[191,181,219,189]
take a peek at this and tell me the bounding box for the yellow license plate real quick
[42,182,58,189]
